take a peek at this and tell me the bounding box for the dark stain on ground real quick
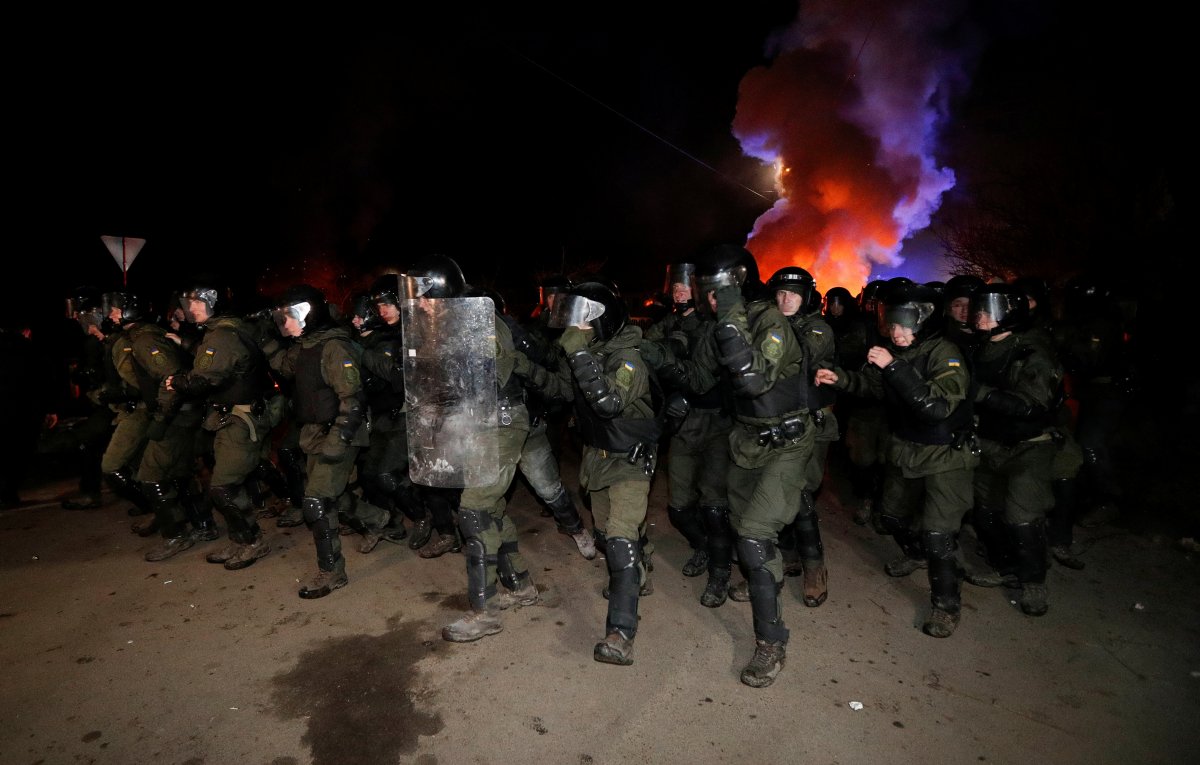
[439,592,469,611]
[76,656,95,664]
[271,758,299,765]
[421,591,441,603]
[268,616,443,765]
[81,731,102,742]
[0,612,12,618]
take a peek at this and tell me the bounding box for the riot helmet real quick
[548,281,627,341]
[878,280,939,344]
[349,292,382,333]
[823,286,856,318]
[766,266,816,309]
[369,273,402,306]
[272,284,333,337]
[178,277,227,324]
[858,279,887,315]
[462,284,508,316]
[663,262,696,312]
[67,285,105,331]
[537,273,573,308]
[100,290,147,333]
[694,244,762,309]
[403,254,465,299]
[971,283,1031,337]
[943,274,986,326]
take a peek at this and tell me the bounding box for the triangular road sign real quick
[101,235,147,284]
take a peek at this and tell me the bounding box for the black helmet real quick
[879,280,940,341]
[462,284,508,315]
[550,281,628,341]
[68,285,104,328]
[971,283,1031,337]
[178,277,227,323]
[806,287,823,316]
[695,244,762,302]
[766,266,816,303]
[404,254,465,299]
[349,292,382,333]
[273,284,333,336]
[858,279,887,314]
[664,262,696,311]
[369,273,402,306]
[100,290,147,332]
[944,274,987,302]
[537,273,573,307]
[823,286,856,317]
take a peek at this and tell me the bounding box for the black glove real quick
[639,340,666,370]
[714,285,744,321]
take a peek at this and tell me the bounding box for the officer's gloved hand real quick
[318,437,349,463]
[639,339,667,370]
[512,349,535,379]
[714,285,744,321]
[144,417,169,441]
[558,325,593,355]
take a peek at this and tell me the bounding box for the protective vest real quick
[293,342,339,425]
[884,342,973,445]
[204,317,271,406]
[128,323,186,409]
[572,350,663,452]
[974,336,1054,444]
[362,323,405,415]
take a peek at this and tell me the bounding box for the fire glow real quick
[735,0,977,295]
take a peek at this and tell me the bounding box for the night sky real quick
[15,2,1183,327]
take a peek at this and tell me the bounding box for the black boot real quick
[880,514,926,577]
[596,537,640,666]
[299,497,347,598]
[922,530,962,637]
[1011,521,1049,616]
[700,505,733,607]
[736,537,788,688]
[668,504,708,577]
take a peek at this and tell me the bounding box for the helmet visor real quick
[272,301,312,332]
[970,292,1017,330]
[547,293,606,329]
[881,301,934,332]
[401,274,437,300]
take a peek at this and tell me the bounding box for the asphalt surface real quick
[1,448,1198,765]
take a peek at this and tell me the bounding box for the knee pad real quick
[921,530,958,561]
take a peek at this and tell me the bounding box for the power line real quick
[511,49,771,202]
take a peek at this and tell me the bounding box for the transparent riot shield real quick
[402,296,499,487]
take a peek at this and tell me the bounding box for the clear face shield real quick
[664,262,696,310]
[272,301,313,334]
[970,292,1017,334]
[67,298,103,331]
[691,265,746,316]
[879,301,934,336]
[546,293,606,330]
[179,288,218,324]
[401,274,437,300]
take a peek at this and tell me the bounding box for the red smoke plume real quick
[735,0,975,294]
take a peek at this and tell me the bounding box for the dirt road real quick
[1,452,1197,765]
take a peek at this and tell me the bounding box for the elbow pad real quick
[568,350,623,417]
[333,398,365,443]
[714,323,752,373]
[883,359,951,420]
[982,390,1034,418]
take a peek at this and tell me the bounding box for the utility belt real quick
[595,441,655,476]
[209,399,266,442]
[751,415,807,448]
[210,399,265,417]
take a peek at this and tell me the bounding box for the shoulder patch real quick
[615,360,635,389]
[343,360,361,385]
[150,347,166,367]
[947,358,961,368]
[762,332,783,360]
[195,347,215,369]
